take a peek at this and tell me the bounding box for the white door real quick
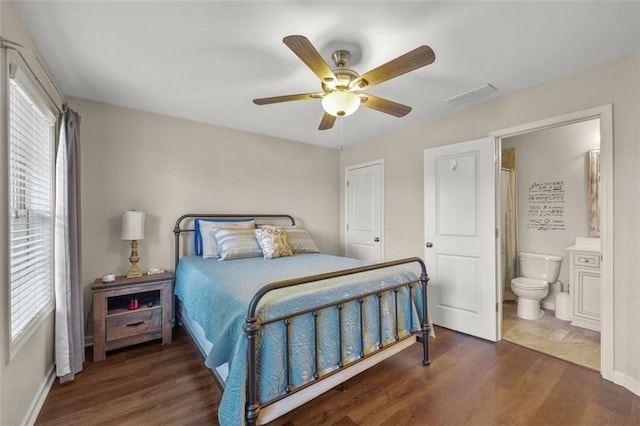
[346,161,383,262]
[424,138,497,341]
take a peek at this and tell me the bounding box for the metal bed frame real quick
[173,214,430,425]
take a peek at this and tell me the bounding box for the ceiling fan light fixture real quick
[322,90,360,117]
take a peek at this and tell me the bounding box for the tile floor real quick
[501,301,600,371]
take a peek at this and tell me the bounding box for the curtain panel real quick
[54,107,84,382]
[501,169,518,302]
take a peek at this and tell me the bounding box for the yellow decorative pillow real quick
[254,227,293,259]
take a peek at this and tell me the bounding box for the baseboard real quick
[613,371,640,396]
[22,363,55,426]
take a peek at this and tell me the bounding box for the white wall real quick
[0,2,56,424]
[70,97,342,331]
[340,52,640,394]
[503,119,600,299]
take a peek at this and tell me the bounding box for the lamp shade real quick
[322,90,360,117]
[121,211,145,240]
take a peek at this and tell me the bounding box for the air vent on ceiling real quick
[444,83,498,106]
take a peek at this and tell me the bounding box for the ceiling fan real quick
[253,35,436,130]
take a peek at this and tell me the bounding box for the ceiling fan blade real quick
[253,93,323,105]
[359,94,412,117]
[319,112,336,130]
[283,35,337,83]
[351,45,435,90]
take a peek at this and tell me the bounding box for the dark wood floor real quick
[36,326,640,425]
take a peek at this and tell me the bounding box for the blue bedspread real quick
[175,253,427,426]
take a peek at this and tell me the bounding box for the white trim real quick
[613,371,640,396]
[490,105,614,382]
[344,159,385,262]
[22,363,55,426]
[495,141,502,340]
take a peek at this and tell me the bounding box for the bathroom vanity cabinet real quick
[566,238,601,331]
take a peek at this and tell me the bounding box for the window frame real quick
[6,54,59,360]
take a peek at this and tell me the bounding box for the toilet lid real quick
[511,277,548,290]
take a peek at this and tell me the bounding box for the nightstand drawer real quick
[106,308,162,341]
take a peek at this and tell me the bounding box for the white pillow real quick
[200,220,255,258]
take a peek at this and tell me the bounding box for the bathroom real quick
[500,118,601,371]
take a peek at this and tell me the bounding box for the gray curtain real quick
[54,107,84,382]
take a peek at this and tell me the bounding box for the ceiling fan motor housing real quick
[322,67,359,92]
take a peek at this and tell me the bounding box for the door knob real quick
[426,242,433,248]
[374,237,380,242]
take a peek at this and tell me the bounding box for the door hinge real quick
[496,302,499,313]
[346,224,349,231]
[495,228,499,238]
[346,180,349,187]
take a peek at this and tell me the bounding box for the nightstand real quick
[92,272,173,362]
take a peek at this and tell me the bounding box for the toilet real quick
[510,252,563,320]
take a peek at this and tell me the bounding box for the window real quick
[8,72,56,354]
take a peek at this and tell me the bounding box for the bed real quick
[173,214,431,425]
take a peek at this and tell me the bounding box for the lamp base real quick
[126,239,143,278]
[126,265,143,279]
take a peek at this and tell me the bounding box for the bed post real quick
[244,317,260,426]
[420,269,430,366]
[173,222,184,325]
[173,224,181,273]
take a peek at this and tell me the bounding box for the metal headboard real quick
[172,214,296,271]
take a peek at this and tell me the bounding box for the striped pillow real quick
[213,228,262,260]
[285,228,320,254]
[195,218,255,258]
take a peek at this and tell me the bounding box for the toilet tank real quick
[519,252,563,282]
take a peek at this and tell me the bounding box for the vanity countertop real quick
[566,237,601,253]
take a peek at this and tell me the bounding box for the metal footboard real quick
[243,257,429,425]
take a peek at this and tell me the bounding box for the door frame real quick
[490,104,613,380]
[344,159,384,262]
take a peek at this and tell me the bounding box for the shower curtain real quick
[501,169,517,301]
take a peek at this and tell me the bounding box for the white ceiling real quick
[14,1,640,149]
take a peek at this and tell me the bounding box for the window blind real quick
[9,78,54,341]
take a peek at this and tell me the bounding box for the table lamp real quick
[121,210,145,278]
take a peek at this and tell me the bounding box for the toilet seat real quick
[511,277,548,290]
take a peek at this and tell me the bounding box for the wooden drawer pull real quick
[127,321,145,327]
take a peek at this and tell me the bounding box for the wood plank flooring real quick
[36,326,640,425]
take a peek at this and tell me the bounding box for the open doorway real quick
[491,105,613,378]
[499,119,600,371]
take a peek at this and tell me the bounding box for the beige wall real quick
[2,2,638,420]
[71,97,342,329]
[341,52,640,392]
[0,2,56,424]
